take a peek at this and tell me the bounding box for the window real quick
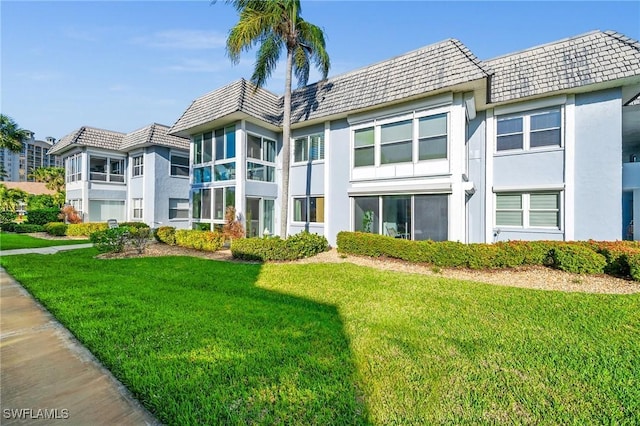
[247,134,276,182]
[191,186,235,225]
[354,128,374,167]
[495,192,560,228]
[169,198,189,219]
[65,153,82,182]
[193,166,212,184]
[353,194,448,241]
[214,163,236,181]
[293,196,325,223]
[89,156,124,182]
[132,156,143,177]
[353,111,449,167]
[88,200,125,222]
[497,108,561,152]
[171,155,189,177]
[132,198,143,219]
[294,134,324,163]
[381,120,412,164]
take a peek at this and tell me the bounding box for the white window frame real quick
[170,154,189,177]
[246,133,276,183]
[132,155,144,177]
[132,198,143,220]
[292,195,325,224]
[494,191,561,229]
[169,198,189,220]
[88,155,125,183]
[495,107,563,154]
[350,106,450,169]
[65,153,82,182]
[293,133,324,164]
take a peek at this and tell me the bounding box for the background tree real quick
[0,183,28,212]
[27,194,57,210]
[29,166,66,207]
[225,0,330,237]
[0,114,29,153]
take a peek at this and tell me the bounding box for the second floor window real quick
[65,153,82,182]
[171,155,189,177]
[497,108,562,152]
[89,156,124,183]
[247,134,276,182]
[193,126,236,165]
[132,155,143,177]
[294,134,324,163]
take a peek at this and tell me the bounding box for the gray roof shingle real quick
[121,123,189,150]
[49,124,188,156]
[169,79,281,135]
[486,30,640,103]
[290,39,491,123]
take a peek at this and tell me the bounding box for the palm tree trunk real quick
[280,47,294,237]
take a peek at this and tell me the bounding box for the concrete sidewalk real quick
[0,267,160,425]
[1,243,94,256]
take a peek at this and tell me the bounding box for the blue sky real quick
[1,1,639,141]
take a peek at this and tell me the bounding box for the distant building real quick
[0,131,63,182]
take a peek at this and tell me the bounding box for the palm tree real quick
[29,166,66,207]
[225,0,330,237]
[0,184,28,212]
[0,114,30,153]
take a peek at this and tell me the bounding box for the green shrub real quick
[175,230,224,252]
[550,245,607,274]
[67,222,109,237]
[154,226,177,245]
[627,253,640,281]
[1,222,17,232]
[231,231,329,261]
[128,227,152,254]
[121,221,150,229]
[90,227,130,253]
[44,222,68,236]
[26,208,61,225]
[12,224,46,233]
[0,211,17,226]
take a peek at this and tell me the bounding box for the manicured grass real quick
[0,232,89,250]
[1,249,639,425]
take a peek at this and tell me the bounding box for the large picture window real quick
[89,156,124,183]
[353,194,448,241]
[497,108,561,152]
[353,110,448,168]
[191,186,235,228]
[495,192,560,228]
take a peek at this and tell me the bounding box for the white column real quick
[236,120,247,225]
[564,95,576,241]
[485,109,495,243]
[323,121,331,240]
[448,94,466,242]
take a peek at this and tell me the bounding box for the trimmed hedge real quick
[44,222,68,236]
[121,221,150,229]
[175,230,225,252]
[66,222,109,237]
[231,231,329,261]
[26,208,61,226]
[154,226,176,245]
[336,231,640,280]
[12,224,45,233]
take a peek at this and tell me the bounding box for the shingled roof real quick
[290,38,491,123]
[49,124,188,156]
[169,79,281,135]
[49,126,125,155]
[486,30,640,104]
[121,123,189,151]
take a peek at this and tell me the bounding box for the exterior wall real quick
[574,88,622,240]
[326,119,351,245]
[493,150,565,187]
[466,111,486,243]
[151,146,190,229]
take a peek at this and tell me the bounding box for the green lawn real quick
[1,249,638,425]
[0,232,89,250]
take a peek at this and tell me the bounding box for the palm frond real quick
[297,20,330,80]
[292,44,310,87]
[251,32,283,88]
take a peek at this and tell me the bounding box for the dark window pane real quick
[414,195,448,241]
[354,146,374,167]
[497,134,523,151]
[215,129,224,160]
[418,136,447,160]
[497,117,523,135]
[354,197,379,233]
[381,141,412,164]
[531,110,561,130]
[247,134,261,160]
[530,129,561,147]
[294,198,306,222]
[225,126,236,158]
[201,189,211,219]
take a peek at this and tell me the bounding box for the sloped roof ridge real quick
[603,30,640,51]
[485,30,603,62]
[450,38,493,76]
